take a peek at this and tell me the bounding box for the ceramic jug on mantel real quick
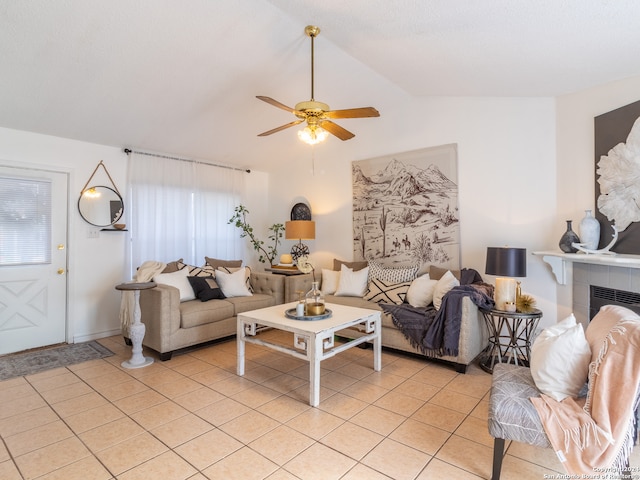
[579,210,600,250]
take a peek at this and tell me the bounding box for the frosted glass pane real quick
[0,176,52,265]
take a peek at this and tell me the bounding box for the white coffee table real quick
[237,302,381,407]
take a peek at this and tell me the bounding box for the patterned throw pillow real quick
[176,261,215,277]
[364,278,411,304]
[368,260,419,283]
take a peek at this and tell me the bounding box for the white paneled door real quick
[0,166,68,355]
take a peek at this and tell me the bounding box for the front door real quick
[0,166,68,355]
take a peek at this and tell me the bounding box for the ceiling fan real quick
[257,25,380,144]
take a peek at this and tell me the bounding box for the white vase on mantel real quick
[579,210,600,250]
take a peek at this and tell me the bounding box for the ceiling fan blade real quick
[256,96,297,114]
[320,120,355,141]
[324,107,380,119]
[258,119,304,137]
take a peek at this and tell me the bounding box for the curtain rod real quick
[123,148,250,173]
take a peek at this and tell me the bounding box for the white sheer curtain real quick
[126,152,245,276]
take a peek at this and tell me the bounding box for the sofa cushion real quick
[187,276,225,301]
[216,267,252,297]
[333,259,368,271]
[321,269,341,294]
[176,260,215,277]
[368,260,419,283]
[530,313,591,401]
[335,264,370,297]
[153,268,196,301]
[163,258,184,273]
[429,265,461,281]
[226,294,277,315]
[433,270,459,310]
[205,257,242,269]
[180,299,235,328]
[364,278,411,304]
[406,275,438,308]
[216,266,253,292]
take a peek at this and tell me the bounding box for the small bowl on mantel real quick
[113,223,126,230]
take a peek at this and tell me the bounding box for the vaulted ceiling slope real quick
[1,0,639,171]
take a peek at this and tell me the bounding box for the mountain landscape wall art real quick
[352,144,460,269]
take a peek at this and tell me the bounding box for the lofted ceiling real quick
[1,0,640,172]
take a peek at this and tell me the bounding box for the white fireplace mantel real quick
[533,251,640,285]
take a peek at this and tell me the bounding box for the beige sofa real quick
[285,264,487,373]
[139,271,285,360]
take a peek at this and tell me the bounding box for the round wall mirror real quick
[78,185,124,227]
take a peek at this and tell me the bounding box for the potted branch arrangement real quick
[228,205,284,266]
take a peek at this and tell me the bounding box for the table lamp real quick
[485,247,527,311]
[285,220,315,261]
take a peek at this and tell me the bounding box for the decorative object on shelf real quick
[578,210,600,250]
[280,253,293,265]
[113,223,126,230]
[296,255,315,280]
[516,293,537,313]
[485,247,527,311]
[290,202,312,221]
[559,220,580,253]
[571,224,619,255]
[304,281,325,316]
[285,220,315,260]
[228,205,284,265]
[78,160,124,227]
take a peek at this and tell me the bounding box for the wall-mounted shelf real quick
[533,250,640,285]
[101,228,128,231]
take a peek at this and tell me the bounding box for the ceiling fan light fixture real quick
[298,125,328,145]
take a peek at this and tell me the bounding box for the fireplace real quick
[589,285,640,319]
[573,261,640,323]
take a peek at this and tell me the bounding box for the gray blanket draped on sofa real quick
[381,271,494,357]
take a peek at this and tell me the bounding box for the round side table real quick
[479,307,542,373]
[116,281,156,369]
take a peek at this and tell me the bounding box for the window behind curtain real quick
[126,153,245,276]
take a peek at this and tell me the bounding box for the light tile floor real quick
[1,332,638,479]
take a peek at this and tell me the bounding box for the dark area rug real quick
[0,341,114,381]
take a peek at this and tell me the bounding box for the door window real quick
[0,176,52,265]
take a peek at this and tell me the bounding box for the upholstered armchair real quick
[488,305,640,480]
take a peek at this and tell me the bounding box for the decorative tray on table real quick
[284,308,333,321]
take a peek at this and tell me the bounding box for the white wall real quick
[555,74,640,319]
[269,94,560,328]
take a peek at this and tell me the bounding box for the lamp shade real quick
[485,247,527,277]
[285,220,315,240]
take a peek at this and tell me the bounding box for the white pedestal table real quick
[116,281,156,369]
